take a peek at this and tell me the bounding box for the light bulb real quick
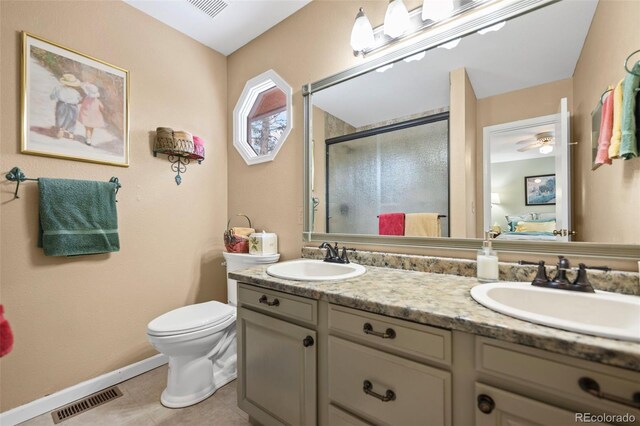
[384,0,410,38]
[539,145,554,154]
[438,38,461,49]
[477,21,506,35]
[421,0,454,21]
[403,51,426,63]
[350,8,375,53]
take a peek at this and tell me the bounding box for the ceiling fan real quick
[516,131,555,154]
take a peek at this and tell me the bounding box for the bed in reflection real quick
[494,213,557,241]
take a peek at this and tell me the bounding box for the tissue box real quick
[249,232,278,255]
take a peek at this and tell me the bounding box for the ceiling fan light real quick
[477,21,506,35]
[350,8,375,53]
[384,0,410,38]
[421,0,454,22]
[539,145,554,154]
[438,38,461,49]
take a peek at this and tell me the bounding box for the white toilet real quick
[147,252,280,408]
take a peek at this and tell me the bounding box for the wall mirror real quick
[303,0,640,258]
[233,69,292,165]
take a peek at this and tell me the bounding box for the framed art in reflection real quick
[524,174,556,206]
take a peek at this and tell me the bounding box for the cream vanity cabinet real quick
[237,283,640,426]
[237,284,318,426]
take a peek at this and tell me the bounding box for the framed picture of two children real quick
[21,32,130,167]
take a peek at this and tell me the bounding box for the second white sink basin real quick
[471,282,640,341]
[266,259,366,281]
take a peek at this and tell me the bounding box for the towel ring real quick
[600,87,613,105]
[624,49,640,77]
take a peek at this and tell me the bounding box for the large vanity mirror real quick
[303,0,640,258]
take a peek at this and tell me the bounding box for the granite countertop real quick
[230,264,640,372]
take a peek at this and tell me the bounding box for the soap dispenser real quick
[477,231,499,283]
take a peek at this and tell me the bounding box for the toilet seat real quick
[147,301,235,337]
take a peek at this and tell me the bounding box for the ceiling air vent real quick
[51,386,123,423]
[186,0,229,19]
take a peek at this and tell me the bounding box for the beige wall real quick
[0,0,228,411]
[475,78,574,235]
[450,68,477,238]
[572,0,640,244]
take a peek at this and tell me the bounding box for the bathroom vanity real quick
[231,263,640,426]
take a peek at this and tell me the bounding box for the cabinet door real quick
[237,307,317,426]
[475,383,609,426]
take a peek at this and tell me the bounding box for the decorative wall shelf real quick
[153,127,205,185]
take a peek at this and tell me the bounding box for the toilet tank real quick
[222,252,280,306]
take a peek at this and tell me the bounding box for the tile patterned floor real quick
[21,365,250,426]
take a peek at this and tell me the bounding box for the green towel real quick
[620,61,640,159]
[38,178,119,256]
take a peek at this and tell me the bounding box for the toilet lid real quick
[147,301,235,336]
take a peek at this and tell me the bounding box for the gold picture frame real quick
[21,32,130,167]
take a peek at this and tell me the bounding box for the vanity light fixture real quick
[438,38,461,49]
[383,0,411,38]
[376,64,394,73]
[403,51,426,63]
[350,0,485,57]
[539,145,554,154]
[477,20,506,35]
[350,8,375,54]
[421,0,454,22]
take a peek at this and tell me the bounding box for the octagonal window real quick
[233,70,292,165]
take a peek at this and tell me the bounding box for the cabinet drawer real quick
[476,338,640,416]
[329,404,372,426]
[328,336,452,426]
[329,304,451,365]
[238,283,317,325]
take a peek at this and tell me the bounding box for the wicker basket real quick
[224,214,254,253]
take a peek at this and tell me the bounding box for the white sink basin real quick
[471,282,640,342]
[266,259,366,281]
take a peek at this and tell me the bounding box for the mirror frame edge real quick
[302,0,640,260]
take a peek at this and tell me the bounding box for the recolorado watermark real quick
[576,413,636,423]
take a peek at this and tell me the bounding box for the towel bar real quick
[5,167,121,200]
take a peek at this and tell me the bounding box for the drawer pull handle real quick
[477,394,495,414]
[363,380,396,402]
[258,295,280,307]
[363,323,396,339]
[303,336,314,347]
[578,377,640,409]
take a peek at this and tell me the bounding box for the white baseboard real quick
[0,353,168,426]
